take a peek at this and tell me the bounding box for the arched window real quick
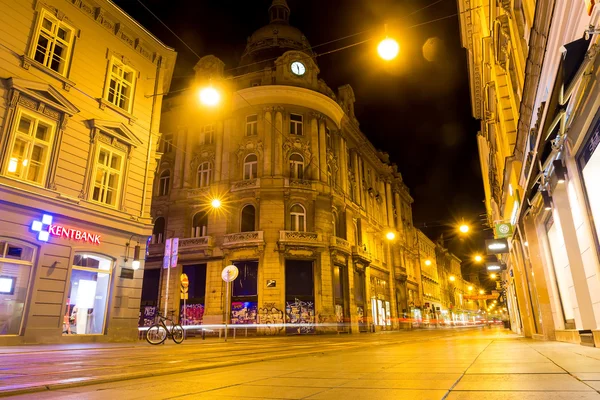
[197,162,211,188]
[192,211,209,238]
[158,170,170,196]
[153,217,165,244]
[244,154,258,180]
[289,153,304,179]
[290,203,306,232]
[240,205,256,232]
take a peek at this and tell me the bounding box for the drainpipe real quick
[141,56,163,218]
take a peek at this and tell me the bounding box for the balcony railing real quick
[330,236,351,254]
[231,178,260,191]
[352,245,372,264]
[148,243,165,257]
[278,230,325,247]
[178,236,214,252]
[222,231,264,248]
[284,177,313,189]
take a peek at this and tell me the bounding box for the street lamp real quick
[459,224,470,234]
[490,273,497,279]
[377,37,399,60]
[385,231,396,241]
[468,286,473,291]
[479,289,485,295]
[211,198,222,209]
[424,259,432,266]
[199,86,220,106]
[474,254,483,263]
[449,275,456,282]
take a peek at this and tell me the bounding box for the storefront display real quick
[64,254,112,335]
[545,217,575,322]
[579,117,600,248]
[231,301,257,324]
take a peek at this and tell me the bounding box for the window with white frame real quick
[290,204,306,232]
[158,170,170,196]
[290,114,303,135]
[5,109,55,185]
[104,57,137,113]
[162,133,173,153]
[197,162,211,187]
[192,211,208,237]
[289,153,304,179]
[243,154,258,180]
[200,124,214,145]
[31,9,75,76]
[326,127,333,149]
[90,145,125,207]
[246,115,258,136]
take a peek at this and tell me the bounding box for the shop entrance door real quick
[231,261,258,326]
[333,264,348,333]
[354,268,367,332]
[546,218,575,326]
[180,264,206,326]
[285,260,315,334]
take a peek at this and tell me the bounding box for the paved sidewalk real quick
[0,327,478,397]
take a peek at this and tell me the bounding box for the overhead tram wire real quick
[136,0,460,198]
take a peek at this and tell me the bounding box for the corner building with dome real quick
[145,0,423,334]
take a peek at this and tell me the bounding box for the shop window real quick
[243,154,258,180]
[152,217,165,244]
[192,211,208,238]
[290,114,303,135]
[4,108,56,186]
[240,205,256,232]
[200,124,214,145]
[158,169,170,196]
[246,115,258,136]
[30,9,75,76]
[64,254,112,335]
[103,57,137,113]
[289,153,304,179]
[180,264,207,326]
[91,144,125,207]
[0,239,35,335]
[197,162,211,188]
[231,261,258,325]
[290,203,306,232]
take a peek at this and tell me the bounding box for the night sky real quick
[114,0,489,264]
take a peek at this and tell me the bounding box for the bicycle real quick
[146,311,185,345]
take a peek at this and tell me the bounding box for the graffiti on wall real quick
[335,304,344,324]
[357,306,364,324]
[286,298,315,334]
[140,306,157,327]
[180,303,204,326]
[258,303,284,335]
[231,302,257,324]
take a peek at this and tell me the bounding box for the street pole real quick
[225,280,230,342]
[164,258,170,317]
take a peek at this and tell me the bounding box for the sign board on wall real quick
[485,238,509,255]
[31,214,101,244]
[494,222,513,239]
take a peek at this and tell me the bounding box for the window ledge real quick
[98,98,137,125]
[20,55,76,91]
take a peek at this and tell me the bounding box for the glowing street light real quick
[199,86,220,106]
[459,224,470,234]
[211,198,222,209]
[449,275,456,282]
[468,286,473,291]
[474,254,483,263]
[424,259,432,266]
[385,231,396,241]
[490,273,497,279]
[378,37,399,60]
[479,289,485,295]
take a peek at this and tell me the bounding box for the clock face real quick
[291,61,306,76]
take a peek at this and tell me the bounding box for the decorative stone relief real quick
[236,139,263,162]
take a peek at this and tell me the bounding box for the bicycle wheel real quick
[146,324,167,345]
[171,324,185,344]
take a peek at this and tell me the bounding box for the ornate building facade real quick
[145,0,419,334]
[460,0,600,345]
[0,0,176,344]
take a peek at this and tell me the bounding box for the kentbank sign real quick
[31,214,101,244]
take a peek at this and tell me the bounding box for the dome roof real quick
[239,0,313,70]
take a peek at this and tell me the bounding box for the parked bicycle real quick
[146,311,184,345]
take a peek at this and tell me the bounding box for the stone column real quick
[319,119,328,183]
[173,129,185,188]
[339,137,348,193]
[378,179,387,227]
[274,111,283,176]
[182,130,193,188]
[523,215,556,340]
[263,110,272,176]
[310,117,319,180]
[394,192,402,233]
[352,151,359,202]
[553,183,597,329]
[386,182,394,229]
[214,121,223,183]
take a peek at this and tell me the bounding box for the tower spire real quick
[269,0,290,24]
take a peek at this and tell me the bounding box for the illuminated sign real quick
[31,214,101,244]
[485,262,507,271]
[485,238,509,255]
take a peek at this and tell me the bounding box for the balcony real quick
[185,187,210,198]
[178,236,214,255]
[222,231,265,249]
[284,177,313,190]
[231,178,260,192]
[278,230,326,249]
[352,245,372,264]
[330,236,351,254]
[148,243,165,257]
